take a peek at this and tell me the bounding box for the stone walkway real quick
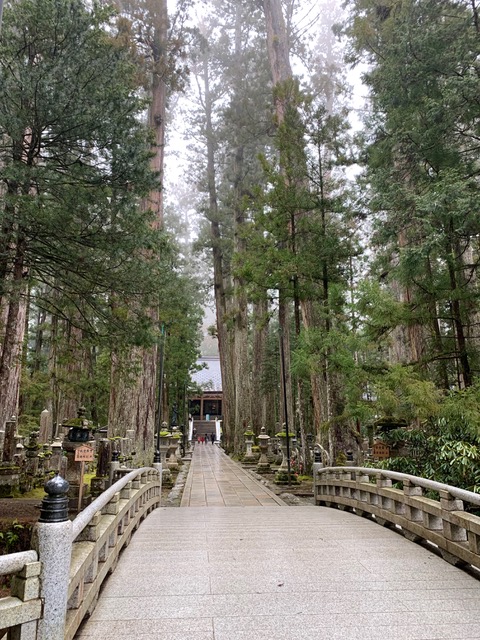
[180,443,285,507]
[76,446,480,640]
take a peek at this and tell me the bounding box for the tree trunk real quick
[251,297,269,433]
[107,1,168,452]
[202,51,235,450]
[262,0,295,435]
[0,236,27,432]
[231,8,252,453]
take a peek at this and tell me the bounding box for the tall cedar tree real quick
[0,0,162,434]
[344,0,480,388]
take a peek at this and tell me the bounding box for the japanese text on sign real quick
[75,445,94,462]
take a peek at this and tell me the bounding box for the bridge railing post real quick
[439,490,467,542]
[34,474,72,640]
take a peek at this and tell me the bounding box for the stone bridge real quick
[2,447,480,640]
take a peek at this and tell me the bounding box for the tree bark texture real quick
[107,0,168,450]
[262,0,295,436]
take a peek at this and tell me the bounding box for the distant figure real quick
[210,433,215,444]
[193,427,197,439]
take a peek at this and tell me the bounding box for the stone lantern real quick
[275,427,289,473]
[61,407,94,509]
[159,422,173,486]
[243,428,257,464]
[274,425,299,485]
[256,427,271,474]
[167,427,181,471]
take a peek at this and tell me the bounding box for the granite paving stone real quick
[75,444,480,640]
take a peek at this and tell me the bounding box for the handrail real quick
[314,465,480,572]
[71,466,153,540]
[317,466,480,505]
[0,550,38,575]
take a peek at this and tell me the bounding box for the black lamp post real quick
[154,324,166,464]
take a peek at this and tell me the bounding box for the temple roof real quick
[191,357,222,392]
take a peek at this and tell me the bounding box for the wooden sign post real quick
[75,444,94,512]
[372,441,390,461]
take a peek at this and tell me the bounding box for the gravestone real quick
[39,409,52,444]
[3,417,17,463]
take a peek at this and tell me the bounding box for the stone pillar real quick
[50,438,64,473]
[109,449,120,486]
[440,490,467,543]
[39,409,52,444]
[3,416,17,463]
[35,475,72,640]
[312,445,324,502]
[91,439,111,496]
[23,431,40,493]
[256,427,271,474]
[126,429,135,465]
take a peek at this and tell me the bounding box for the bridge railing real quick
[0,549,42,639]
[64,467,161,640]
[0,465,161,640]
[314,466,480,571]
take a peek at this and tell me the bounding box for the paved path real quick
[76,446,480,640]
[181,443,285,507]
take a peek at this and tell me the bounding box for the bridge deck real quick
[77,447,480,640]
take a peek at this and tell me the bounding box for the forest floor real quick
[0,497,42,524]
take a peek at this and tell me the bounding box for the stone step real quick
[192,420,216,438]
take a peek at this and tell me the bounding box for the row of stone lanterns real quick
[243,425,299,484]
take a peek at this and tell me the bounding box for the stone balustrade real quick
[0,550,42,639]
[64,468,161,640]
[0,466,161,640]
[315,466,480,570]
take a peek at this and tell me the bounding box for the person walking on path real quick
[210,433,215,444]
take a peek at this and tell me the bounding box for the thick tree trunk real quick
[251,297,269,433]
[202,52,235,450]
[231,8,252,453]
[0,237,27,432]
[107,1,168,452]
[262,0,295,435]
[446,231,472,388]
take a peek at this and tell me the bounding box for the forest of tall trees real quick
[1,0,480,487]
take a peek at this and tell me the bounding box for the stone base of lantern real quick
[162,468,173,487]
[90,476,108,498]
[67,483,90,511]
[274,470,300,485]
[256,462,271,475]
[0,465,20,497]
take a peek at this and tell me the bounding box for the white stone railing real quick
[0,550,42,639]
[315,466,480,570]
[64,467,161,640]
[0,465,161,640]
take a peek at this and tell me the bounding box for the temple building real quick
[189,356,222,421]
